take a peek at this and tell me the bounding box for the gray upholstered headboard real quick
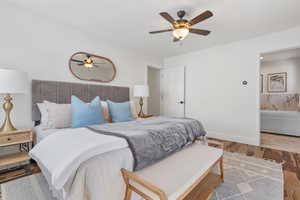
[32,80,130,122]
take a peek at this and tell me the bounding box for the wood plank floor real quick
[1,139,299,199]
[210,138,300,200]
[0,163,40,184]
[261,132,300,153]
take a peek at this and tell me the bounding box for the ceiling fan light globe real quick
[84,63,93,68]
[173,28,189,40]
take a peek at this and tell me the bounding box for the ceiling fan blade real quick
[189,10,213,26]
[71,59,83,63]
[189,28,211,36]
[173,37,180,42]
[160,12,175,24]
[94,62,106,65]
[149,29,172,34]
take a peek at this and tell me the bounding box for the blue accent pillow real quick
[107,100,134,123]
[71,96,104,128]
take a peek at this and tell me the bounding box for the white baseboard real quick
[206,130,260,146]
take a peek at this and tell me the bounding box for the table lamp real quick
[134,85,149,117]
[0,69,28,133]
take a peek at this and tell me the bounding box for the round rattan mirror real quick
[69,52,116,83]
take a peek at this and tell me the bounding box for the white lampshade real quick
[134,85,149,97]
[0,69,28,94]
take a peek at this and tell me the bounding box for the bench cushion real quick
[133,143,223,200]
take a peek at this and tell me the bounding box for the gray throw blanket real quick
[88,116,206,170]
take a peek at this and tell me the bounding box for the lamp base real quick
[138,97,145,118]
[0,95,17,134]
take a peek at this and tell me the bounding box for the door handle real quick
[177,101,185,104]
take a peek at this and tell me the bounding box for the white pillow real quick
[44,101,71,129]
[130,101,138,119]
[37,103,49,128]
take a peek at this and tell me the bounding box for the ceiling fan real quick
[149,10,213,42]
[71,55,104,68]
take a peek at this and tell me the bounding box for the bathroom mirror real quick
[69,52,116,83]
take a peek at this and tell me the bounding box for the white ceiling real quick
[6,0,300,59]
[261,48,300,62]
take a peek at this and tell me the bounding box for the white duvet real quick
[30,128,136,200]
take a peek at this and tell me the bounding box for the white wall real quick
[147,67,161,116]
[298,61,300,94]
[261,58,300,94]
[164,26,300,145]
[0,2,162,128]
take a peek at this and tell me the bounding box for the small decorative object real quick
[267,72,287,93]
[260,74,263,93]
[134,85,149,117]
[0,69,28,133]
[69,52,116,83]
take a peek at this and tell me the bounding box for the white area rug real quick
[211,152,283,200]
[0,152,283,200]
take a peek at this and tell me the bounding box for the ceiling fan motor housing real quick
[174,19,190,29]
[177,10,186,19]
[175,10,190,29]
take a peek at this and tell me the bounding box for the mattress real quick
[261,110,300,136]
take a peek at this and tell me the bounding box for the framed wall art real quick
[267,72,287,93]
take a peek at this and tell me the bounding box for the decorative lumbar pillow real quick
[107,100,134,123]
[71,96,104,128]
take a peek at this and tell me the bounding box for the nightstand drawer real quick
[0,133,32,147]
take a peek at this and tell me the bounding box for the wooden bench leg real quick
[219,156,224,183]
[121,168,168,200]
[124,186,132,200]
[122,169,132,200]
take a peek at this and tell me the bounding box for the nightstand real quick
[0,129,34,168]
[138,114,153,118]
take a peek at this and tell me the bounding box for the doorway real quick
[259,48,300,153]
[147,66,161,116]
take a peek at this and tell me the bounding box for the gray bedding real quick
[88,116,206,170]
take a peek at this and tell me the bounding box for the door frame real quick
[258,46,300,145]
[146,65,162,116]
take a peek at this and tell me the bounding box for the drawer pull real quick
[7,138,11,141]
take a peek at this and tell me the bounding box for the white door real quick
[161,66,185,117]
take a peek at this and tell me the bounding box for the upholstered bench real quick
[121,139,224,200]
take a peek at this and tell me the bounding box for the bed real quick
[31,80,140,200]
[30,80,215,200]
[261,110,300,137]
